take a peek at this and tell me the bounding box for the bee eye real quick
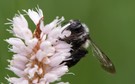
[69,20,82,29]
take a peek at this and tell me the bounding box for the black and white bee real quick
[60,20,116,74]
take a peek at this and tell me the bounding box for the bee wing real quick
[89,38,116,74]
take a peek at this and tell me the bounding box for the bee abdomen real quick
[65,48,88,67]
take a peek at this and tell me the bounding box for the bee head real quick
[65,20,85,34]
[69,20,82,29]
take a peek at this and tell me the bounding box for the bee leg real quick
[65,48,88,67]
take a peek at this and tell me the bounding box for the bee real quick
[60,20,116,74]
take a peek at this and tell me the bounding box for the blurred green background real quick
[0,0,135,84]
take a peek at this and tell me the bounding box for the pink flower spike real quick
[6,7,73,84]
